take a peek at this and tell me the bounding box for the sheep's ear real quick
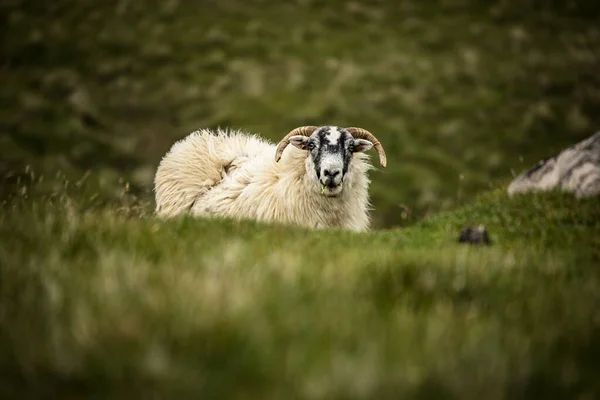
[352,139,373,153]
[289,135,310,150]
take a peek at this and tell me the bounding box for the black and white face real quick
[289,126,373,197]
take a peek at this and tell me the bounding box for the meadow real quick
[1,1,600,398]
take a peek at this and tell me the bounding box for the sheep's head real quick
[275,126,387,197]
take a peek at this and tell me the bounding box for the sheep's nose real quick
[323,168,341,179]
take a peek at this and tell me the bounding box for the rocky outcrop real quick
[508,131,600,198]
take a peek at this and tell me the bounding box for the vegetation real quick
[1,185,599,399]
[1,0,599,398]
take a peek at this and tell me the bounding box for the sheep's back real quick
[154,128,273,217]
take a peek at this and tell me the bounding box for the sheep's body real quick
[154,128,373,231]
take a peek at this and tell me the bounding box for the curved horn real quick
[345,127,387,168]
[274,126,319,162]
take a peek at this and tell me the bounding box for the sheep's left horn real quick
[345,127,387,168]
[274,126,319,162]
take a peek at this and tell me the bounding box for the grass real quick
[2,0,600,398]
[2,0,600,226]
[0,184,599,399]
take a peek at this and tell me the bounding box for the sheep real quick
[154,125,387,231]
[508,130,600,198]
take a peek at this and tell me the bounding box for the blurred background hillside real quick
[2,0,599,227]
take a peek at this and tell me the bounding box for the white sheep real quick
[154,125,387,231]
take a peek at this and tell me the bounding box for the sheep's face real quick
[289,126,373,197]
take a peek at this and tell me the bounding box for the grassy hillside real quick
[1,184,599,399]
[2,0,600,398]
[2,0,600,227]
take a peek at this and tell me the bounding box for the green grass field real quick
[1,0,600,398]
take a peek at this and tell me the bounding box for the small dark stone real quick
[458,224,492,245]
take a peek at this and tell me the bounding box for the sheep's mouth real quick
[320,182,342,197]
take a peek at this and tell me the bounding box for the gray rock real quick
[508,131,600,198]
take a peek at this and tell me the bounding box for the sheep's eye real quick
[348,144,355,152]
[307,142,315,150]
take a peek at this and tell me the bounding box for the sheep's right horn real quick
[274,126,319,162]
[345,127,387,168]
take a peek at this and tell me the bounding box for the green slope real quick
[2,0,600,227]
[0,186,598,399]
[2,0,600,398]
